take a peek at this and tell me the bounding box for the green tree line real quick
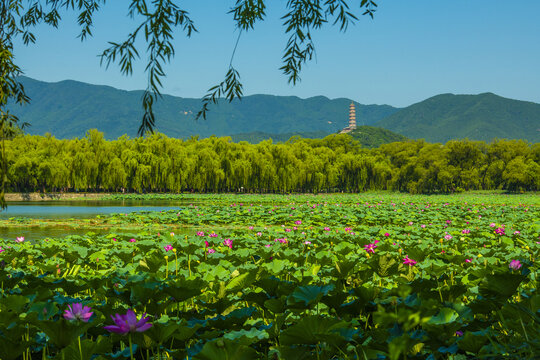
[4,130,539,194]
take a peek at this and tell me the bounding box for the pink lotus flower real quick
[164,245,173,252]
[509,260,522,271]
[324,227,331,231]
[204,240,209,248]
[446,220,451,224]
[344,227,352,232]
[265,244,272,248]
[196,231,205,236]
[15,236,25,243]
[304,241,312,245]
[0,247,4,253]
[113,238,117,242]
[209,233,218,238]
[364,240,379,254]
[489,223,496,227]
[495,227,505,235]
[420,224,426,228]
[207,248,216,254]
[444,234,453,240]
[223,239,233,249]
[129,238,136,243]
[465,259,472,263]
[462,229,470,234]
[408,222,413,225]
[285,228,291,232]
[104,309,152,335]
[64,303,93,322]
[403,256,417,266]
[295,220,302,225]
[384,233,390,237]
[248,226,254,230]
[514,230,520,235]
[256,232,262,236]
[170,232,175,236]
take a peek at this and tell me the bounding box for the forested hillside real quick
[376,93,540,143]
[5,131,539,194]
[229,127,406,148]
[348,126,408,148]
[230,131,330,143]
[12,77,397,138]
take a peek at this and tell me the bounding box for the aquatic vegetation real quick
[0,193,538,359]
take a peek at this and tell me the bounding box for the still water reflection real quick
[0,200,185,240]
[0,200,183,219]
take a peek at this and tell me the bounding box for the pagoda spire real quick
[348,102,356,130]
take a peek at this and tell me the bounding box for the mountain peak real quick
[376,92,540,143]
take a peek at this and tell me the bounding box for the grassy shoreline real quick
[4,192,104,201]
[5,190,540,202]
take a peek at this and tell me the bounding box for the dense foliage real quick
[0,193,538,359]
[4,131,540,194]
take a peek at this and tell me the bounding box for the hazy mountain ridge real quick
[10,77,540,143]
[12,77,398,139]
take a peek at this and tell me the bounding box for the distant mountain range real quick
[9,77,540,143]
[11,77,397,139]
[377,92,540,143]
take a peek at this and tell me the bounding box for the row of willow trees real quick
[4,130,540,193]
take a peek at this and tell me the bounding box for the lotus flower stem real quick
[129,334,134,360]
[78,336,83,360]
[436,279,444,302]
[174,252,178,277]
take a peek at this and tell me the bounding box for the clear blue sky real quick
[13,0,540,107]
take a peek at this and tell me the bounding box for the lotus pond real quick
[0,193,538,359]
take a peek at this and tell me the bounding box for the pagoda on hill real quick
[339,102,357,134]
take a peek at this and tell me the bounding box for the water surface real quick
[0,200,184,240]
[0,200,183,219]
